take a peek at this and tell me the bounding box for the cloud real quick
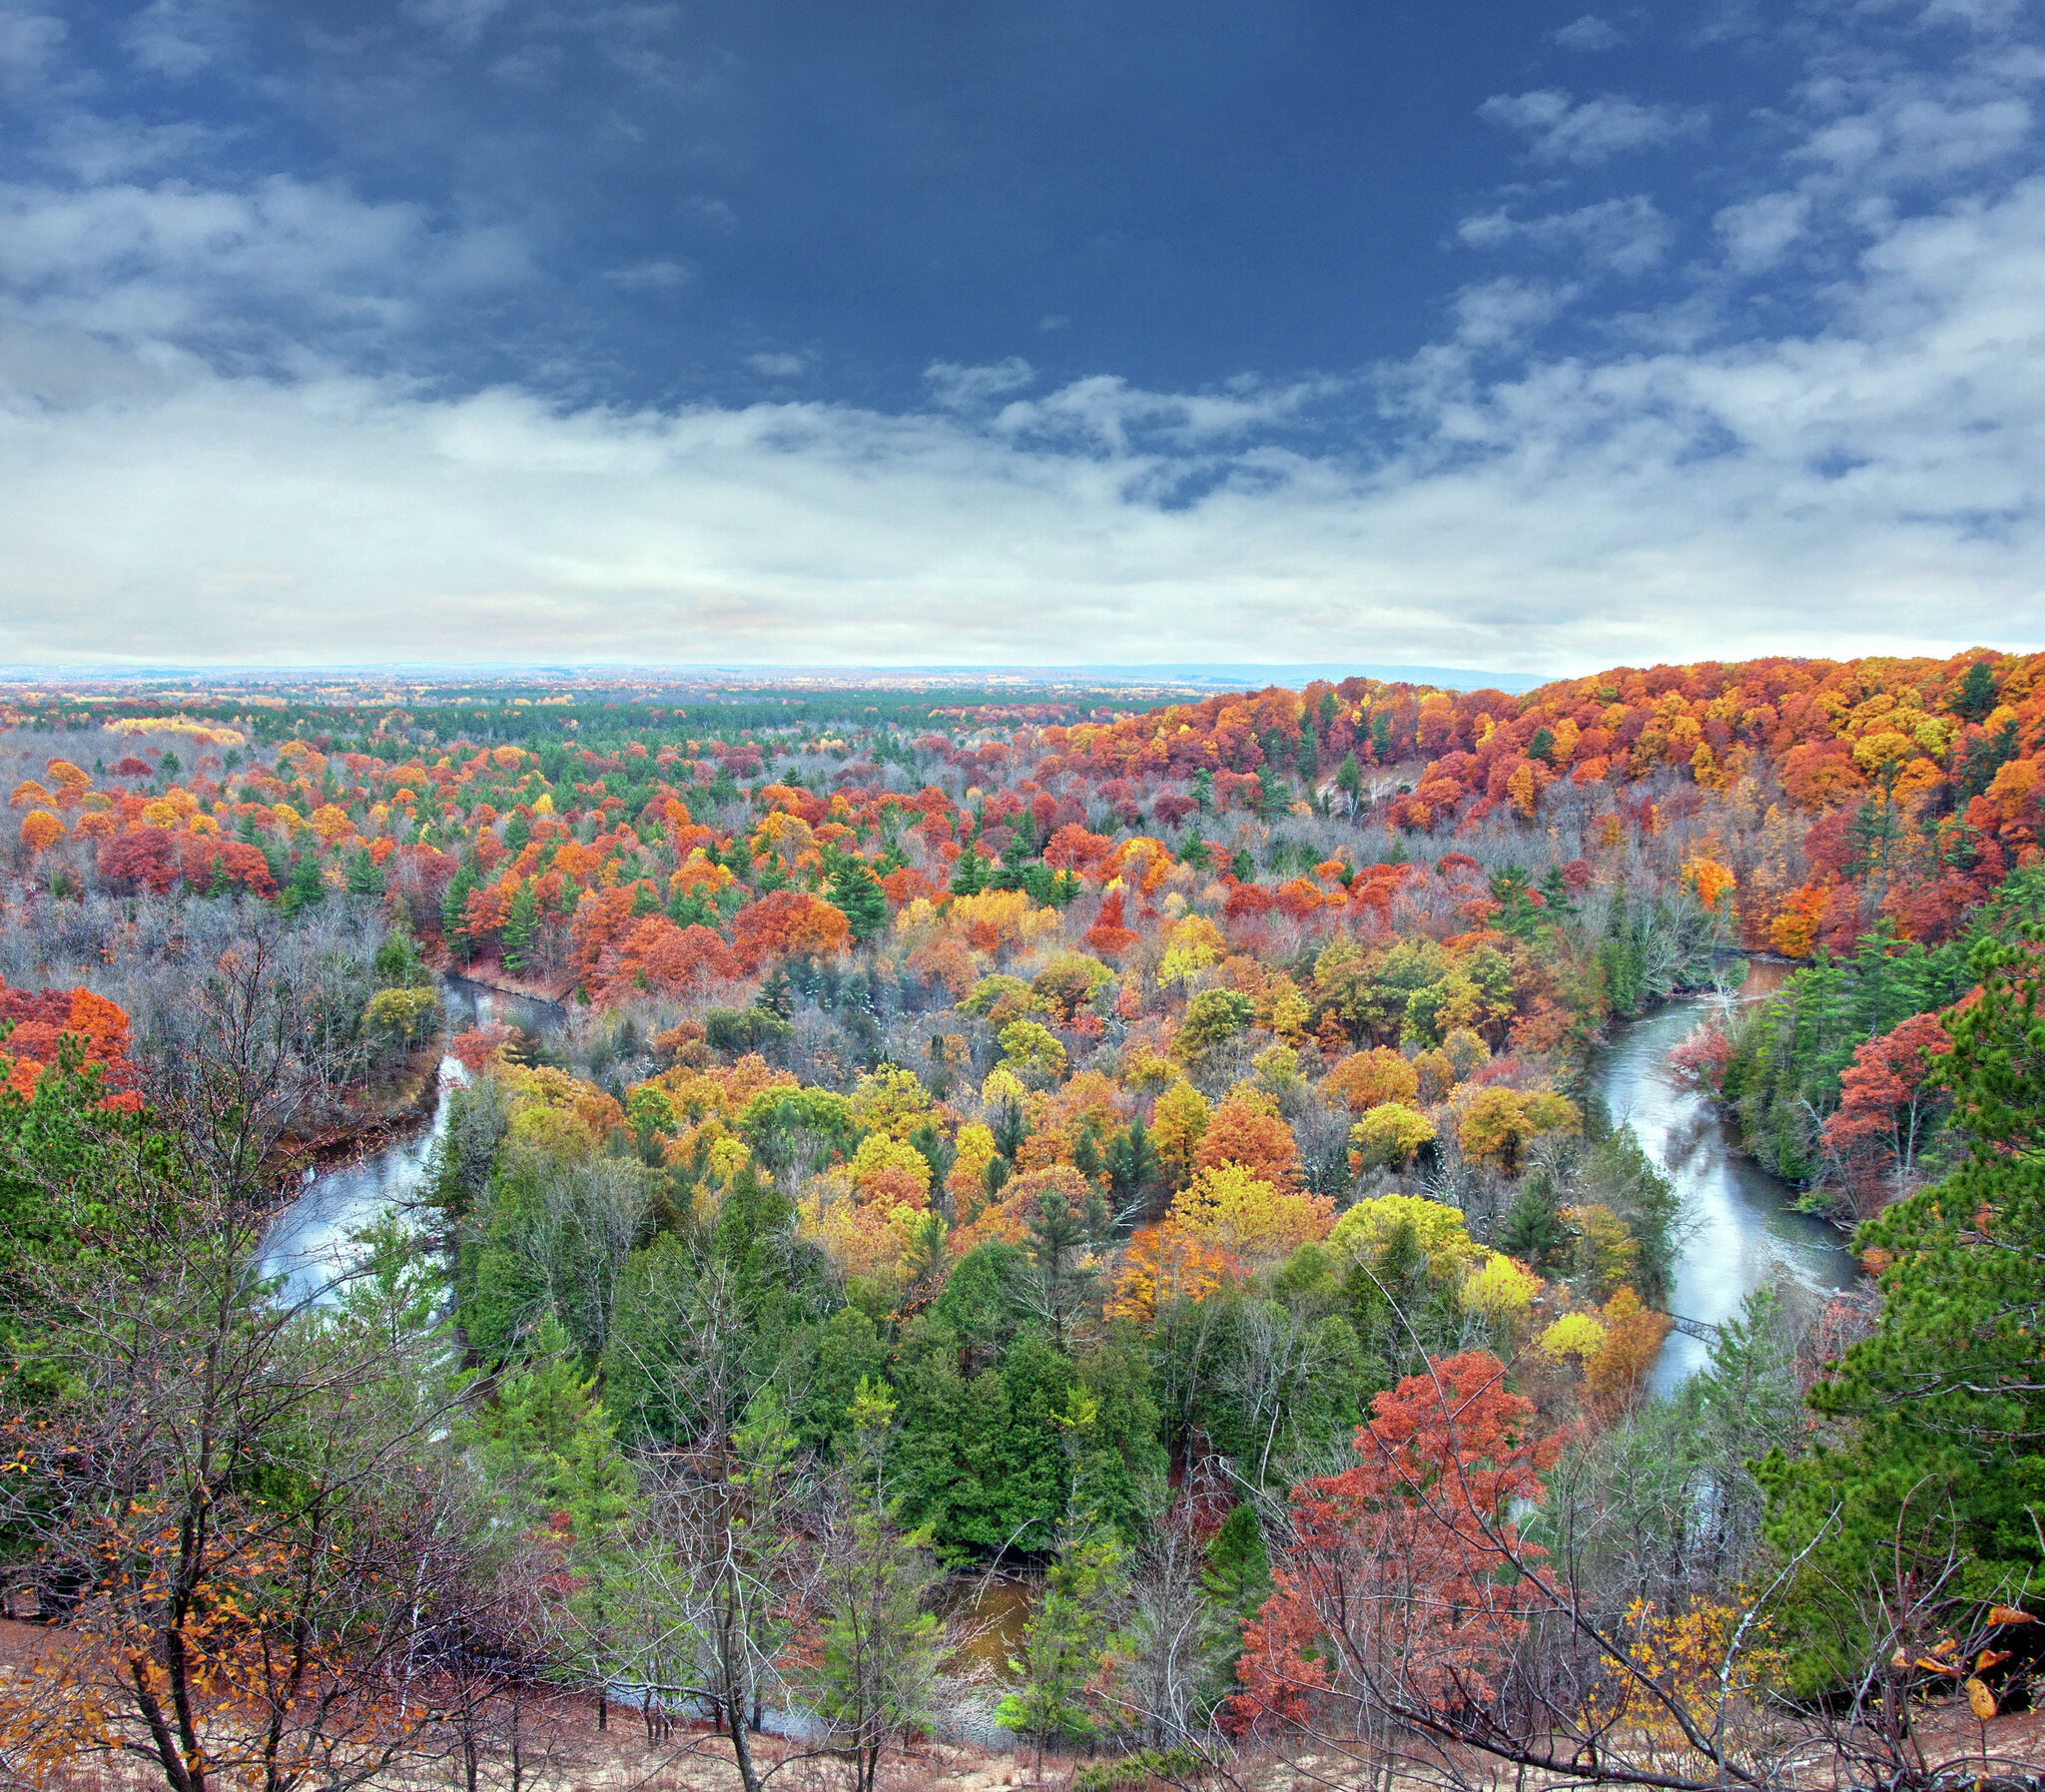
[1479,89,1708,166]
[401,0,510,48]
[924,356,1035,410]
[0,176,532,366]
[1554,15,1625,51]
[1713,192,1810,272]
[603,259,694,291]
[121,0,225,79]
[1458,196,1673,277]
[0,0,2042,671]
[0,5,61,92]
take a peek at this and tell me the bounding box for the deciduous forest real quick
[0,651,2040,1792]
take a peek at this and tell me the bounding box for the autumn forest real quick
[0,651,2041,1792]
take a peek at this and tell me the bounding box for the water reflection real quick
[1592,990,1858,1393]
[256,976,566,1305]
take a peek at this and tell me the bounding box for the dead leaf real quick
[1966,1676,1996,1721]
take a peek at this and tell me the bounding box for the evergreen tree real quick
[949,842,988,896]
[1952,657,2000,723]
[829,852,888,945]
[343,846,383,897]
[1026,1188,1093,1351]
[1760,932,2045,1689]
[441,857,478,957]
[1335,751,1363,804]
[996,1527,1125,1774]
[1202,1500,1270,1634]
[280,850,326,916]
[502,879,541,972]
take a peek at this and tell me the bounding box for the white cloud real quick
[1479,89,1708,166]
[1450,278,1577,348]
[603,258,694,291]
[1713,191,1810,272]
[1554,15,1625,51]
[747,351,804,377]
[1458,196,1673,277]
[0,5,61,92]
[0,176,531,362]
[121,0,224,79]
[924,356,1035,410]
[0,0,2042,671]
[402,0,510,48]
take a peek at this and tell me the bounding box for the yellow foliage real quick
[1151,1079,1211,1187]
[847,1133,933,1204]
[1459,1252,1541,1323]
[1168,1163,1334,1266]
[1539,1312,1609,1362]
[850,1063,934,1139]
[1348,1102,1436,1171]
[1330,1194,1482,1280]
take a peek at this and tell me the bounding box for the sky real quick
[1,0,2043,672]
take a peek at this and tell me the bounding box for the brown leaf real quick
[1966,1676,1997,1721]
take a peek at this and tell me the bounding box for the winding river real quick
[256,977,565,1304]
[1590,980,1859,1394]
[263,971,1857,1384]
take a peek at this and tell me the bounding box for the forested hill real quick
[0,651,2040,1791]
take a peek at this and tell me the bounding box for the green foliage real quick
[996,1526,1127,1768]
[1723,875,2045,1183]
[829,851,888,945]
[1174,989,1253,1063]
[1760,932,2045,1690]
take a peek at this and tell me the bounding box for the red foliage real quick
[96,827,181,895]
[1820,1010,1953,1216]
[1084,891,1138,958]
[603,916,741,1000]
[1230,1353,1558,1734]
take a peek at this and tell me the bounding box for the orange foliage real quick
[731,889,851,969]
[1193,1088,1301,1190]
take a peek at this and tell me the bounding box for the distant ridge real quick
[0,661,1552,695]
[1065,663,1550,694]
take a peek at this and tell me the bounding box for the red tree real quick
[1819,1010,1952,1216]
[96,827,181,895]
[1231,1352,1558,1734]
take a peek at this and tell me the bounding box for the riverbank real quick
[1589,989,1859,1392]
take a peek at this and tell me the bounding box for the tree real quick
[502,878,541,972]
[997,1525,1126,1774]
[1150,1082,1210,1189]
[1762,930,2045,1695]
[1951,657,2000,723]
[828,853,887,947]
[1818,1010,1952,1215]
[0,1161,485,1792]
[1230,1352,1555,1735]
[1347,1103,1435,1172]
[806,1380,951,1792]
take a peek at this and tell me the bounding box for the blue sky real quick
[2,0,2042,669]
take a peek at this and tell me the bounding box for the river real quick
[265,967,1854,1365]
[1589,976,1859,1394]
[256,977,565,1304]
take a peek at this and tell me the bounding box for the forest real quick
[0,648,2039,1792]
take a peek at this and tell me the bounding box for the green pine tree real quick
[502,879,540,972]
[829,853,888,945]
[280,850,326,916]
[1759,931,2045,1691]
